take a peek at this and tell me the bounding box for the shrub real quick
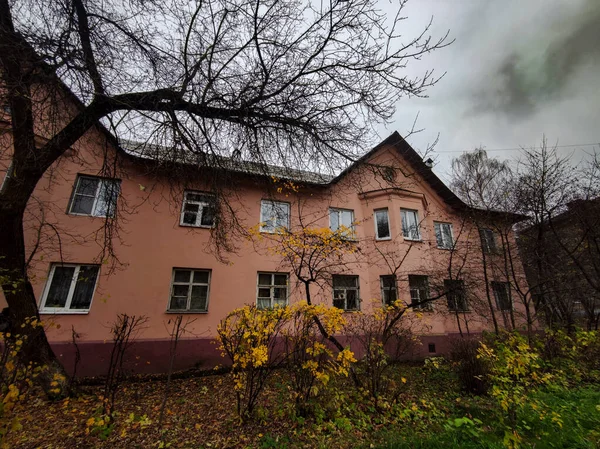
[450,337,488,395]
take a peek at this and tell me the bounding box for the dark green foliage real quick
[449,338,489,395]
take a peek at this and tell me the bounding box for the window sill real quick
[40,309,90,315]
[375,237,392,242]
[68,212,112,219]
[437,246,453,250]
[179,223,214,229]
[403,238,423,243]
[166,310,208,314]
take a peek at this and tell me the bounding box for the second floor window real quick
[69,175,120,217]
[40,263,100,313]
[180,191,215,227]
[479,228,497,254]
[400,209,421,241]
[434,222,454,249]
[374,209,391,240]
[444,279,468,312]
[169,269,211,312]
[380,275,397,306]
[409,275,430,310]
[260,200,290,232]
[257,273,288,309]
[492,281,512,311]
[330,208,355,237]
[332,275,360,311]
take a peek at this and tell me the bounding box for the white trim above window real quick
[374,209,391,240]
[168,268,211,312]
[400,208,421,241]
[68,175,120,218]
[256,272,289,309]
[40,263,100,314]
[434,222,454,249]
[180,191,216,228]
[260,200,290,233]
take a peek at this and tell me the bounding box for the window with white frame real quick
[492,281,512,311]
[330,208,355,238]
[434,222,454,249]
[332,275,360,311]
[408,275,430,310]
[479,228,497,254]
[400,208,421,241]
[380,275,397,306]
[260,200,290,232]
[169,269,211,312]
[374,209,391,240]
[257,273,288,309]
[444,279,468,312]
[69,175,120,217]
[180,191,216,227]
[40,264,100,313]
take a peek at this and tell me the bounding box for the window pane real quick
[76,177,98,196]
[70,266,99,309]
[186,192,213,203]
[174,270,191,283]
[172,284,189,297]
[340,210,354,228]
[273,287,287,300]
[190,285,208,310]
[273,297,287,307]
[333,275,357,288]
[169,296,187,310]
[200,205,215,226]
[274,203,289,228]
[193,271,209,284]
[442,224,453,247]
[261,202,275,231]
[330,209,339,231]
[346,290,358,310]
[258,274,272,285]
[94,180,119,217]
[183,212,198,225]
[184,203,200,213]
[381,275,395,288]
[257,288,271,298]
[45,266,75,308]
[257,298,271,309]
[434,223,443,247]
[71,195,94,215]
[333,295,345,310]
[375,210,390,239]
[273,274,287,286]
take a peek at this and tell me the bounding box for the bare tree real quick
[0,0,451,394]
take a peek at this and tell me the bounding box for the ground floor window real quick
[169,268,211,312]
[40,264,100,313]
[257,273,288,309]
[333,275,360,311]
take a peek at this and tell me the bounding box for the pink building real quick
[1,109,529,376]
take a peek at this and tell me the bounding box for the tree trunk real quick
[0,208,69,398]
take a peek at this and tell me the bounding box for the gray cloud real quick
[473,0,600,118]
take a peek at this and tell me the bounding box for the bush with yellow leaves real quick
[0,317,46,449]
[282,301,355,417]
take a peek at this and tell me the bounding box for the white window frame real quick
[434,222,454,249]
[492,281,512,311]
[329,208,356,239]
[260,200,290,233]
[40,263,100,314]
[332,275,360,311]
[380,275,397,306]
[180,191,216,228]
[168,268,211,313]
[400,208,421,241]
[256,272,289,309]
[374,209,391,240]
[68,175,120,218]
[408,275,431,310]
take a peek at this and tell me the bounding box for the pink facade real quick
[0,118,530,376]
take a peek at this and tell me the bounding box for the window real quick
[479,228,497,254]
[169,269,211,312]
[434,222,454,249]
[260,200,290,232]
[408,275,430,310]
[330,208,355,238]
[374,209,391,240]
[400,209,421,241]
[332,275,360,311]
[40,264,99,313]
[69,175,120,217]
[180,191,216,227]
[257,273,288,309]
[492,281,512,311]
[444,279,468,312]
[380,275,397,306]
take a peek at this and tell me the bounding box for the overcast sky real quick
[377,0,600,180]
